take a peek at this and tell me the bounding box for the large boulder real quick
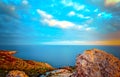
[73,49,120,77]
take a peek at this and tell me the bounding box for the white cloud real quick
[77,14,91,19]
[98,13,102,17]
[68,11,75,16]
[67,11,91,19]
[61,0,73,6]
[74,3,85,11]
[37,9,53,19]
[22,0,28,5]
[85,9,90,12]
[77,14,84,18]
[86,28,91,31]
[37,9,83,29]
[94,9,98,12]
[61,0,85,11]
[37,9,94,31]
[43,19,75,29]
[85,18,93,24]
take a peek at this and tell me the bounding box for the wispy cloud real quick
[67,11,91,19]
[61,0,85,11]
[68,11,75,16]
[97,12,112,19]
[105,0,120,6]
[37,9,85,29]
[22,0,29,5]
[43,19,75,29]
[77,14,91,19]
[37,9,53,19]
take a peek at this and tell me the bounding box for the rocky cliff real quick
[0,50,54,77]
[72,49,120,77]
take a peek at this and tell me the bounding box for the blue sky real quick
[0,0,120,45]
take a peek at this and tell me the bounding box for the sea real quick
[0,45,120,68]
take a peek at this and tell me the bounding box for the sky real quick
[0,0,120,45]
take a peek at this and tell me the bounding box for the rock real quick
[6,70,28,77]
[40,66,76,77]
[59,66,76,72]
[73,49,120,77]
[40,69,73,77]
[0,50,54,77]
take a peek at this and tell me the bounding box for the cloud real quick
[77,14,91,19]
[37,9,85,29]
[42,40,120,45]
[43,19,75,29]
[105,0,120,6]
[86,28,92,31]
[67,11,91,19]
[37,9,53,19]
[68,11,75,16]
[97,12,112,19]
[61,0,85,11]
[22,0,28,5]
[94,9,99,12]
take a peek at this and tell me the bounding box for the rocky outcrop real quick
[6,70,28,77]
[73,49,120,77]
[40,69,73,77]
[0,50,54,77]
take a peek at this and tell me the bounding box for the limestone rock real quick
[40,69,72,77]
[6,70,28,77]
[73,49,120,77]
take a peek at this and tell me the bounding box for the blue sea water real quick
[0,45,120,67]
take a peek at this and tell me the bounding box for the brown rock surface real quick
[6,70,28,77]
[73,49,120,77]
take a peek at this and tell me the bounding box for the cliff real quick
[0,50,54,77]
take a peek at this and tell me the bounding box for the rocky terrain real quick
[72,49,120,77]
[0,49,120,77]
[0,50,54,77]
